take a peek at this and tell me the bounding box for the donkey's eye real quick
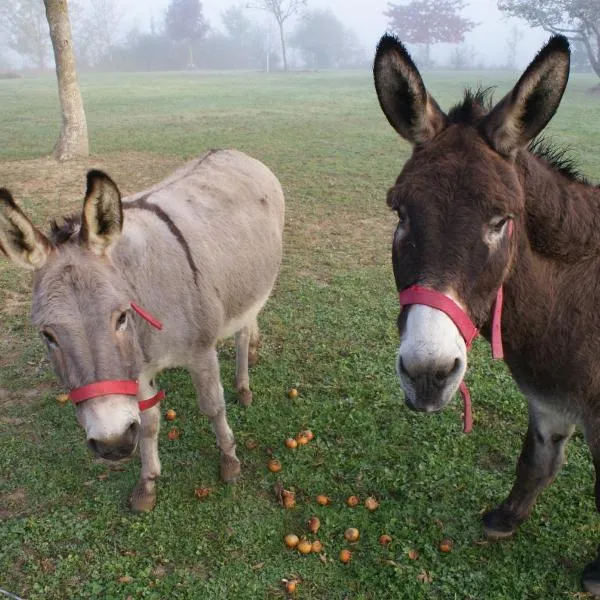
[397,206,407,224]
[490,216,510,233]
[42,330,58,348]
[116,311,128,332]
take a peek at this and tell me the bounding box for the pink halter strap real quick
[68,302,164,411]
[399,284,506,433]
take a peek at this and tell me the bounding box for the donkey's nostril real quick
[398,356,410,377]
[87,438,99,455]
[435,358,462,383]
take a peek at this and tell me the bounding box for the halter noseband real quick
[398,284,505,433]
[68,302,164,411]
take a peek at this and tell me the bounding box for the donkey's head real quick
[0,171,147,460]
[373,34,570,413]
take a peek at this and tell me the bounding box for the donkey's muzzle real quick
[87,421,140,460]
[398,355,462,412]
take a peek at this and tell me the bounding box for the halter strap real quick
[398,285,479,348]
[67,302,164,411]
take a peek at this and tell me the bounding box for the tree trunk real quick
[277,19,288,71]
[44,0,89,161]
[582,33,600,79]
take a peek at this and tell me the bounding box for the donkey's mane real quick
[528,137,589,184]
[447,87,588,184]
[49,215,81,245]
[447,87,494,125]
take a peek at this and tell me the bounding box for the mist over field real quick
[1,0,594,74]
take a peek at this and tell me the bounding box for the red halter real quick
[68,302,165,411]
[398,285,505,434]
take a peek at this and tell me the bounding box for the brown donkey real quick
[374,34,600,592]
[0,149,284,512]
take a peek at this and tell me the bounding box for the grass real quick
[1,67,600,600]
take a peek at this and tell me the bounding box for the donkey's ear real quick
[373,34,446,145]
[80,170,123,256]
[481,35,570,157]
[0,188,51,270]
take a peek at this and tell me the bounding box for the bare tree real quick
[0,0,53,70]
[44,0,89,160]
[247,0,307,71]
[498,0,600,80]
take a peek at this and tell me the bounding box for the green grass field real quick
[1,67,600,600]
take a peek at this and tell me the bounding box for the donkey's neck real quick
[495,157,600,397]
[519,151,600,262]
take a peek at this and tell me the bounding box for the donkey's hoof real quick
[583,558,600,596]
[129,481,157,513]
[482,507,522,540]
[238,387,253,407]
[220,455,241,484]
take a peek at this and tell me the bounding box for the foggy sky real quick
[130,0,550,68]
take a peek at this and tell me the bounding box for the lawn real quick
[1,67,600,600]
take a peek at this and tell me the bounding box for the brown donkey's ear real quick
[481,35,570,157]
[373,33,446,145]
[0,188,51,270]
[80,170,123,256]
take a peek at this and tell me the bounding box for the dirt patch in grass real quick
[0,152,183,223]
[0,486,28,518]
[0,382,58,408]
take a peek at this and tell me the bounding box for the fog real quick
[0,0,570,72]
[132,0,549,68]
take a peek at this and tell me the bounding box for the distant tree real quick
[497,0,599,80]
[165,0,209,67]
[384,0,477,67]
[43,0,89,160]
[0,0,53,69]
[572,40,592,73]
[221,5,277,70]
[247,0,307,71]
[290,9,363,69]
[222,4,253,40]
[86,0,123,65]
[505,25,523,70]
[110,29,178,71]
[449,44,476,69]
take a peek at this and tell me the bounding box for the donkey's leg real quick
[235,326,253,407]
[248,318,260,368]
[234,318,260,406]
[483,401,574,540]
[129,372,162,513]
[581,429,600,595]
[189,347,241,483]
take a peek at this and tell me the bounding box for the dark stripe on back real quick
[124,197,199,285]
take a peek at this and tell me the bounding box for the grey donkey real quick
[0,149,285,512]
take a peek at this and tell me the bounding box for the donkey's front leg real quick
[483,402,573,539]
[129,375,162,513]
[189,348,241,483]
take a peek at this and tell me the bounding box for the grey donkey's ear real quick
[481,35,570,157]
[80,170,123,256]
[0,188,51,270]
[373,33,446,145]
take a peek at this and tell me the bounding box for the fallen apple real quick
[339,549,352,564]
[344,527,360,543]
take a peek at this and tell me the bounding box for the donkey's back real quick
[119,148,285,356]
